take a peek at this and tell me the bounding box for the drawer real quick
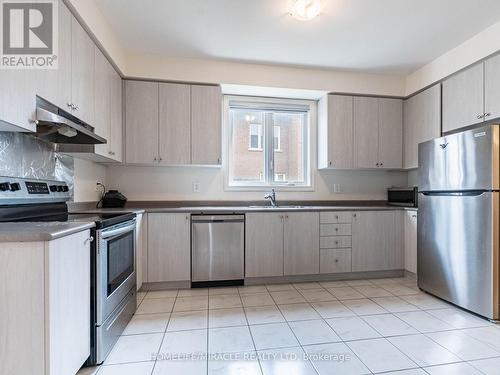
[320,249,352,274]
[320,212,352,224]
[320,236,352,249]
[320,223,352,236]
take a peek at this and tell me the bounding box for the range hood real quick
[35,97,106,145]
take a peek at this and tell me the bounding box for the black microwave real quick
[388,187,418,207]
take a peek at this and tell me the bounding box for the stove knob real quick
[9,183,21,191]
[57,185,63,192]
[0,182,11,191]
[62,186,69,192]
[49,185,58,192]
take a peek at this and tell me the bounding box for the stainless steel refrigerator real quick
[418,124,499,320]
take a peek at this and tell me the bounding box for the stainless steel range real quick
[0,176,137,365]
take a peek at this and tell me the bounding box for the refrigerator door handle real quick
[421,190,488,197]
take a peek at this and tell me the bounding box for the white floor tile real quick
[241,293,275,307]
[145,290,178,299]
[388,334,461,367]
[423,362,483,375]
[462,326,500,352]
[266,283,295,292]
[311,301,355,318]
[173,296,209,312]
[378,370,427,375]
[371,296,420,313]
[368,278,402,286]
[293,282,322,290]
[208,352,262,375]
[303,342,370,375]
[427,308,493,329]
[347,338,417,373]
[270,290,307,304]
[289,319,341,345]
[209,287,240,296]
[209,307,247,328]
[354,285,394,298]
[209,294,243,309]
[344,279,374,286]
[167,310,208,331]
[469,357,500,375]
[362,314,419,337]
[104,333,163,365]
[380,284,421,296]
[326,316,381,341]
[278,303,321,321]
[177,288,209,297]
[245,305,286,325]
[327,287,365,300]
[238,285,269,295]
[298,288,337,302]
[319,280,349,288]
[341,298,388,315]
[209,326,255,354]
[136,298,175,314]
[159,329,208,357]
[98,361,155,375]
[122,313,170,335]
[396,311,454,333]
[250,322,299,350]
[427,330,500,361]
[259,347,317,375]
[401,294,449,310]
[153,359,207,375]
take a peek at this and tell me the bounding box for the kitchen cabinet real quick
[403,84,441,169]
[319,211,352,274]
[484,53,500,122]
[404,210,418,274]
[0,230,91,375]
[125,80,159,164]
[159,83,191,165]
[109,70,123,162]
[354,97,403,169]
[135,213,146,290]
[245,213,284,277]
[352,211,403,272]
[318,95,354,169]
[147,213,190,282]
[320,249,352,274]
[191,85,222,165]
[284,212,320,275]
[71,17,95,125]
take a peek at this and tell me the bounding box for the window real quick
[226,96,312,189]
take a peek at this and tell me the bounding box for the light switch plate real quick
[192,181,200,193]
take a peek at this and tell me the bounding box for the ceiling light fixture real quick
[289,0,322,21]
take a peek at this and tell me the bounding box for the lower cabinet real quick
[352,211,404,272]
[284,212,320,275]
[320,249,352,274]
[147,213,190,282]
[0,230,91,375]
[404,210,418,274]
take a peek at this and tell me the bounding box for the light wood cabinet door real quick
[378,98,403,168]
[318,95,354,169]
[47,230,91,375]
[404,211,418,274]
[191,85,222,165]
[245,213,284,277]
[93,47,111,143]
[442,63,484,133]
[485,54,500,121]
[352,211,403,272]
[125,80,159,164]
[71,17,95,125]
[403,84,441,169]
[354,96,379,168]
[284,212,320,275]
[159,83,191,164]
[109,71,123,162]
[147,213,191,282]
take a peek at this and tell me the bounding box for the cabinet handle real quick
[412,215,417,218]
[335,228,338,232]
[376,163,379,167]
[186,216,189,221]
[84,236,94,244]
[353,213,357,218]
[335,241,339,244]
[285,215,289,220]
[153,157,157,162]
[74,105,79,111]
[329,161,332,167]
[335,215,339,219]
[280,215,284,222]
[380,162,383,166]
[477,114,484,119]
[217,157,221,164]
[159,157,163,162]
[67,102,73,108]
[485,112,491,118]
[335,259,339,263]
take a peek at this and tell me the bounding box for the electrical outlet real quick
[192,181,200,193]
[333,183,341,193]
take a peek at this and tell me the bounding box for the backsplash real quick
[0,132,75,198]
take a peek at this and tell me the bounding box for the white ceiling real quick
[95,0,500,74]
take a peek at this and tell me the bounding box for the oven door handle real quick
[101,222,136,240]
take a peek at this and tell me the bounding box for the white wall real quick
[73,159,107,202]
[106,165,407,201]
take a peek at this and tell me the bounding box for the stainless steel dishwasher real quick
[191,215,245,287]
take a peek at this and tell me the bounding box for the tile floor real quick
[77,276,500,375]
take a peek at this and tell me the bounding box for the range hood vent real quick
[35,97,106,145]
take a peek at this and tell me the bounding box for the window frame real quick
[248,123,263,151]
[223,95,316,192]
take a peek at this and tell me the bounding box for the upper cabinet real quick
[125,80,222,166]
[443,54,500,133]
[319,94,402,170]
[403,84,441,169]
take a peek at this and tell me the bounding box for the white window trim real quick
[248,123,263,151]
[223,95,316,192]
[273,125,281,152]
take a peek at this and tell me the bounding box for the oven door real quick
[96,220,136,324]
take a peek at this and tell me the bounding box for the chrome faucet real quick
[264,189,277,207]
